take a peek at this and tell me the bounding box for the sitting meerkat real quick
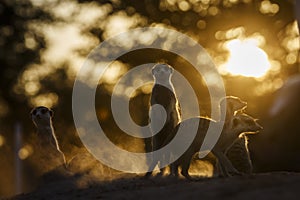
[225,133,254,174]
[169,112,262,180]
[202,96,247,176]
[145,63,181,177]
[30,106,67,169]
[214,112,262,177]
[218,97,256,176]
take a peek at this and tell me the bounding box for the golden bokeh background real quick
[0,0,299,196]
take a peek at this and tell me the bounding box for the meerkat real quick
[168,112,262,179]
[167,96,247,178]
[223,109,260,175]
[145,63,181,177]
[225,133,253,174]
[218,97,256,176]
[201,96,247,176]
[212,112,262,177]
[30,106,67,169]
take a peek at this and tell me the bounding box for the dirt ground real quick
[8,171,300,200]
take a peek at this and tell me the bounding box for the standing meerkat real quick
[30,106,67,169]
[145,63,181,177]
[168,112,262,180]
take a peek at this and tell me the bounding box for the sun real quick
[221,38,271,78]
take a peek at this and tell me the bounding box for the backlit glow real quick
[222,38,271,78]
[0,135,4,147]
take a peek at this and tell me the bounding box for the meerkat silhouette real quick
[201,97,260,177]
[202,96,248,176]
[145,63,181,177]
[222,105,261,175]
[30,106,67,169]
[225,133,254,174]
[217,112,262,176]
[165,96,247,178]
[218,97,257,175]
[168,112,262,180]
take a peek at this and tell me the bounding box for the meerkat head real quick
[220,96,247,116]
[30,106,54,129]
[231,112,263,134]
[152,63,174,83]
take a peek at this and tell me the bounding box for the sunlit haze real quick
[221,38,271,78]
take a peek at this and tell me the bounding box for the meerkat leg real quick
[159,150,175,176]
[212,153,232,177]
[215,157,231,177]
[213,150,241,177]
[146,103,167,176]
[145,166,156,177]
[214,159,224,177]
[145,138,158,177]
[156,149,166,176]
[180,157,193,180]
[169,161,179,177]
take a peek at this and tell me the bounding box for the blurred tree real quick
[0,0,51,195]
[0,0,49,130]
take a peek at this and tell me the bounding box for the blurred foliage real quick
[0,0,299,196]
